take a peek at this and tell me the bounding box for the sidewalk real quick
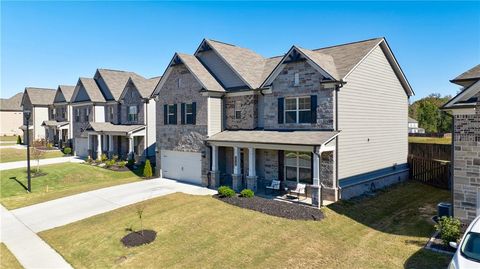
[0,205,73,269]
[0,156,84,171]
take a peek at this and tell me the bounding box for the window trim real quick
[284,151,312,184]
[75,109,80,122]
[109,106,114,121]
[185,103,193,124]
[234,100,242,120]
[294,73,300,86]
[284,96,311,124]
[167,104,176,124]
[128,105,138,122]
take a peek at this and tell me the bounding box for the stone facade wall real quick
[453,95,480,223]
[155,64,209,185]
[320,151,334,188]
[262,61,335,130]
[224,95,257,130]
[120,84,145,125]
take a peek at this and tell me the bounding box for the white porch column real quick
[311,149,322,208]
[128,136,134,160]
[233,146,241,175]
[96,134,102,160]
[211,145,218,171]
[313,152,320,186]
[87,134,91,157]
[108,135,114,153]
[248,147,256,177]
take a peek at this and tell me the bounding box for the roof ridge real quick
[206,39,236,46]
[312,37,384,51]
[25,87,56,90]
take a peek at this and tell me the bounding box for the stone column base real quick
[232,174,243,192]
[210,171,221,189]
[311,185,321,208]
[246,176,258,192]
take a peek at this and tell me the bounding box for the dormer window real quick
[294,73,300,86]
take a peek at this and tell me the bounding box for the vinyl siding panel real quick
[197,50,246,89]
[338,46,408,180]
[146,100,156,156]
[208,97,222,136]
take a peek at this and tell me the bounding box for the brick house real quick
[443,64,480,223]
[20,87,56,144]
[153,37,414,206]
[43,85,75,148]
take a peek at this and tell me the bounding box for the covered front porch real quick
[207,130,339,208]
[85,122,147,161]
[42,120,70,148]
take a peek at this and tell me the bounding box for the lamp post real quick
[24,110,32,192]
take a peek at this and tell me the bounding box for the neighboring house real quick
[20,87,56,144]
[408,117,425,134]
[153,37,413,206]
[43,85,75,148]
[71,68,158,162]
[0,92,23,136]
[442,64,480,223]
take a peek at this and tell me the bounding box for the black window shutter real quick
[173,104,177,125]
[278,150,284,182]
[278,97,284,124]
[163,105,167,124]
[311,95,317,124]
[181,103,185,125]
[192,102,197,125]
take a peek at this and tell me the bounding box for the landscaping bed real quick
[214,194,324,221]
[121,230,157,248]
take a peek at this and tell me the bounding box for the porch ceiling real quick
[207,130,339,147]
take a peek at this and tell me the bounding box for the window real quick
[128,106,138,121]
[294,73,300,86]
[84,108,90,121]
[109,106,114,121]
[285,151,312,184]
[285,97,311,123]
[51,108,56,119]
[168,104,176,124]
[185,103,194,124]
[75,109,80,122]
[177,78,182,88]
[61,108,66,119]
[234,101,242,119]
[460,232,480,262]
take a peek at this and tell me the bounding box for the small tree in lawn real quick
[136,204,146,235]
[143,159,153,179]
[16,135,22,144]
[31,141,45,175]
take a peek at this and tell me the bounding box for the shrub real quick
[118,161,127,168]
[105,159,115,168]
[112,154,119,162]
[240,189,254,198]
[16,135,22,144]
[127,159,135,167]
[143,159,153,178]
[435,216,461,246]
[63,147,72,155]
[86,157,93,164]
[218,186,235,197]
[46,143,53,149]
[100,153,108,162]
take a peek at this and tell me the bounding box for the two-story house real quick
[20,87,56,144]
[408,117,425,134]
[43,85,75,148]
[71,68,158,161]
[153,37,413,207]
[442,64,480,223]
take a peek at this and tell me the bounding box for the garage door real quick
[74,138,89,157]
[161,150,202,185]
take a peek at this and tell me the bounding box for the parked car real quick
[449,215,480,269]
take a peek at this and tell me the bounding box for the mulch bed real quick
[426,231,456,254]
[121,230,157,248]
[214,194,324,221]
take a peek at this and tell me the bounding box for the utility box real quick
[438,202,452,218]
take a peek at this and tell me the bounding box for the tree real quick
[16,135,22,144]
[417,101,439,133]
[409,93,452,133]
[31,140,45,175]
[143,159,153,178]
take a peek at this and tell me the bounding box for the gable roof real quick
[122,76,161,99]
[153,53,225,95]
[442,79,480,110]
[56,85,75,103]
[0,92,23,111]
[96,69,145,101]
[450,64,480,85]
[23,87,56,106]
[72,77,105,103]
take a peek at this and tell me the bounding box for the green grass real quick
[0,148,64,163]
[409,136,452,144]
[0,243,22,269]
[0,163,142,209]
[40,182,452,269]
[0,136,18,141]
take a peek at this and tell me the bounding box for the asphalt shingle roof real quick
[57,85,75,103]
[97,69,145,101]
[0,92,23,111]
[207,130,339,146]
[78,78,105,103]
[177,53,225,92]
[87,122,145,135]
[451,64,480,83]
[129,76,161,98]
[24,88,56,106]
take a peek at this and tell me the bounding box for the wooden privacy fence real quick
[408,156,451,189]
[408,143,452,161]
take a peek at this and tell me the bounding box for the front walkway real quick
[0,205,73,269]
[0,156,84,171]
[1,178,216,268]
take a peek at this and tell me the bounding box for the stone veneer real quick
[453,91,480,223]
[120,82,145,125]
[155,64,209,185]
[224,95,258,130]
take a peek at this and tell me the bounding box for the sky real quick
[1,1,479,101]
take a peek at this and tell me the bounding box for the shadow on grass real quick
[403,248,452,269]
[9,176,28,191]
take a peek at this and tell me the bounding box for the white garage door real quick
[161,150,202,185]
[75,138,89,157]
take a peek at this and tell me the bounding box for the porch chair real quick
[265,180,281,195]
[289,183,306,201]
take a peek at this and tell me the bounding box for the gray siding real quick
[196,50,246,89]
[74,84,91,102]
[72,104,93,138]
[337,45,409,180]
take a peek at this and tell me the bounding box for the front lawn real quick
[0,243,22,269]
[0,135,18,145]
[0,148,65,163]
[40,182,452,269]
[0,163,142,209]
[409,136,452,144]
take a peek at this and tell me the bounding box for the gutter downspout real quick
[335,83,341,200]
